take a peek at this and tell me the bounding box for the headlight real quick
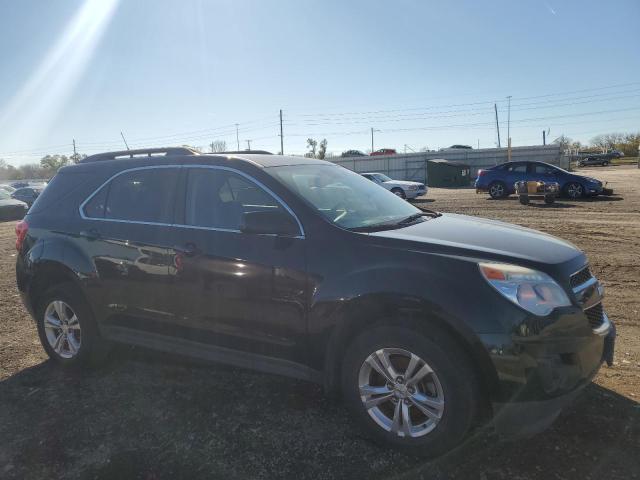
[408,185,418,190]
[479,262,571,316]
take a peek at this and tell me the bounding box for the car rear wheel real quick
[341,326,478,457]
[36,282,110,368]
[602,161,609,166]
[564,182,584,199]
[391,188,406,199]
[488,181,507,199]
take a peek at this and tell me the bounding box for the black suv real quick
[16,148,615,456]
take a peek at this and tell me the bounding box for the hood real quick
[369,213,581,265]
[383,180,423,187]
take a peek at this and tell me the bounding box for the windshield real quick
[268,164,420,229]
[0,191,9,200]
[373,173,392,182]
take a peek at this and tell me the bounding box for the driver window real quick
[185,168,287,230]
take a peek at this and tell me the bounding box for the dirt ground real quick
[0,166,638,480]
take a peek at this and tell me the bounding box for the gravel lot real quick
[1,166,638,480]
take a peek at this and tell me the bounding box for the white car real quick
[361,172,427,199]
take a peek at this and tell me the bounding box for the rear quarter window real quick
[28,172,94,214]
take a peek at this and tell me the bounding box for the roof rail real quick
[216,150,273,155]
[80,147,199,163]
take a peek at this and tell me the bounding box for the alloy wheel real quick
[489,183,504,198]
[43,300,81,359]
[358,348,445,438]
[567,183,583,199]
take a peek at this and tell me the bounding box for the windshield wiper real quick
[349,210,441,232]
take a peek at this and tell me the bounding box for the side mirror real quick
[240,210,300,237]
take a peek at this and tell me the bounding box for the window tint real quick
[83,184,108,218]
[532,164,555,174]
[508,164,527,173]
[185,168,284,230]
[84,168,179,223]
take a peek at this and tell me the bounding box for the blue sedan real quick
[475,161,609,199]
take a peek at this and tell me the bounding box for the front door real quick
[170,167,308,365]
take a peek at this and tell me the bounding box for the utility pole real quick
[494,104,501,148]
[506,96,512,143]
[542,130,546,146]
[506,95,512,161]
[72,138,77,162]
[235,124,240,150]
[120,131,130,151]
[371,128,378,152]
[279,109,284,155]
[246,139,252,151]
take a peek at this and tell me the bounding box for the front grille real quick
[570,266,592,289]
[584,302,604,329]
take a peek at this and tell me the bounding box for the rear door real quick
[169,166,308,365]
[79,166,181,333]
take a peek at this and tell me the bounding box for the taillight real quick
[15,220,28,252]
[477,169,485,176]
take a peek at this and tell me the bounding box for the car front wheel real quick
[564,182,584,199]
[391,188,406,199]
[341,326,478,457]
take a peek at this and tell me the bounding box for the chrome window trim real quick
[78,164,305,239]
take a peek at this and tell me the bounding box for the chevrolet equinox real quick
[16,148,615,457]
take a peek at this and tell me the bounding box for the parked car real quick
[0,190,28,221]
[11,181,30,189]
[475,161,611,199]
[609,149,624,158]
[1,184,16,194]
[577,156,611,167]
[16,148,614,457]
[341,150,367,157]
[370,148,397,156]
[11,186,44,207]
[439,145,473,151]
[361,172,427,199]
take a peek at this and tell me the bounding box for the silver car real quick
[361,172,427,199]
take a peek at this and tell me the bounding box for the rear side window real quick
[507,164,527,173]
[532,164,555,174]
[83,168,179,223]
[185,168,283,230]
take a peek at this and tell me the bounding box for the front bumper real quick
[484,315,615,436]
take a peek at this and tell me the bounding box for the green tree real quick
[318,139,328,159]
[40,154,70,171]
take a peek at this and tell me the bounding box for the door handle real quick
[79,228,100,240]
[173,243,198,257]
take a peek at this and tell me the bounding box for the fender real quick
[18,234,98,317]
[306,258,507,398]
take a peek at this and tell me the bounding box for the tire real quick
[341,325,478,457]
[602,161,609,166]
[544,196,555,204]
[488,181,507,199]
[519,195,529,205]
[564,182,584,199]
[35,282,110,368]
[391,188,406,199]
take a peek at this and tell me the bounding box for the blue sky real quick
[1,0,639,164]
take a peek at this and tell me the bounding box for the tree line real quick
[554,131,640,156]
[0,153,86,181]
